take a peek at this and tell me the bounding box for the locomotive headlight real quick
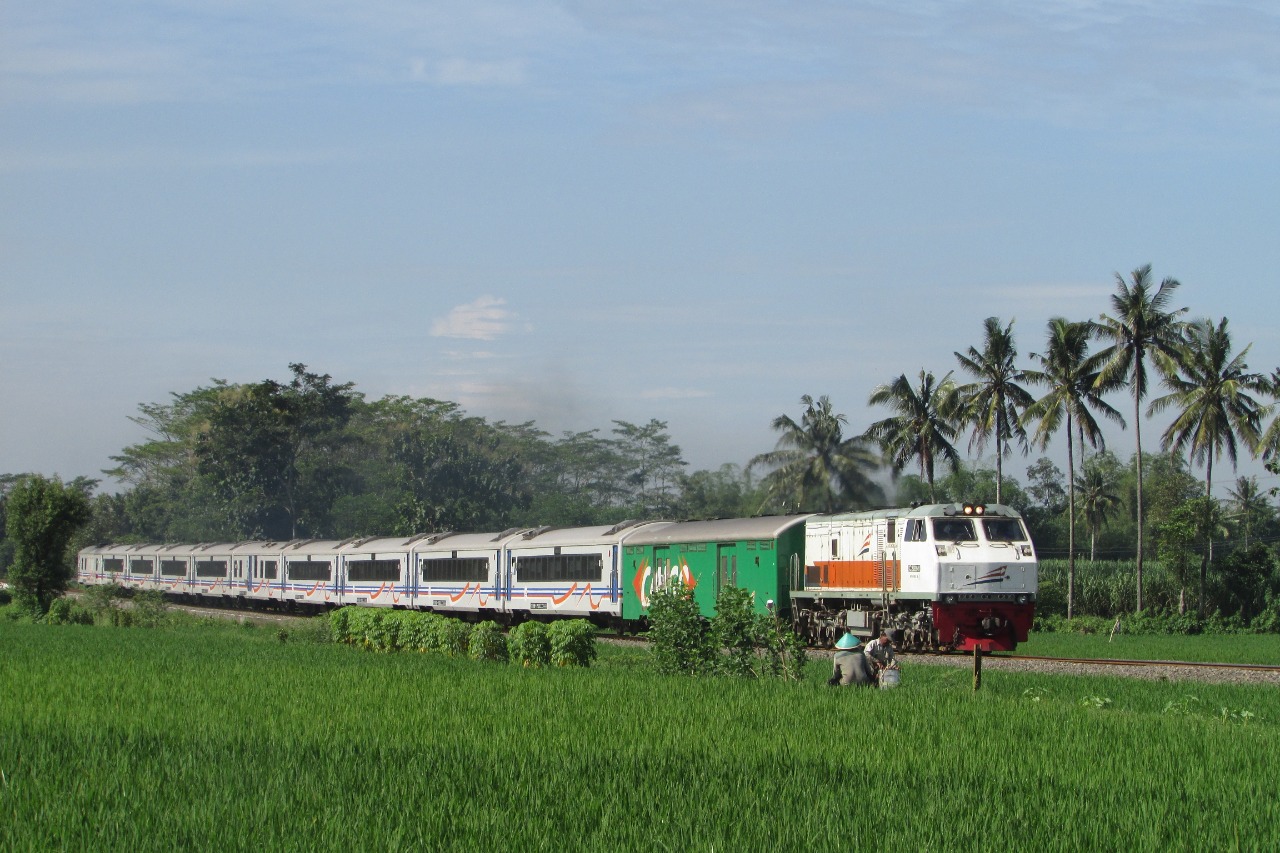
[962,504,986,516]
[1017,594,1028,604]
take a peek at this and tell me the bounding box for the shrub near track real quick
[2,620,1278,851]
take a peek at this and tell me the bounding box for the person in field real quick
[864,630,898,674]
[829,632,873,686]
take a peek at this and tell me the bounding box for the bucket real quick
[879,668,901,690]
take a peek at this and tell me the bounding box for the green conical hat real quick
[835,633,861,650]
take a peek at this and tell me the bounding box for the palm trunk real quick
[1066,414,1076,621]
[1133,393,1144,612]
[994,431,1003,504]
[1199,457,1213,618]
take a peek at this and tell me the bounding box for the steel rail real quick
[987,654,1280,672]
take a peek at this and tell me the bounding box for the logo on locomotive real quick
[632,557,697,609]
[963,566,1010,587]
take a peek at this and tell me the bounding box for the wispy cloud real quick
[639,387,713,400]
[430,296,514,340]
[414,57,527,86]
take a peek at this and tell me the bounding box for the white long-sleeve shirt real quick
[864,637,896,668]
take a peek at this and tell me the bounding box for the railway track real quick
[991,653,1280,673]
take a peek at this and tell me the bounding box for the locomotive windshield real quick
[931,518,977,541]
[982,518,1028,542]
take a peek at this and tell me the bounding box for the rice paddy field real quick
[3,618,1278,851]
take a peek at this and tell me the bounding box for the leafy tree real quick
[1096,264,1189,610]
[750,395,884,513]
[1149,317,1266,502]
[1024,457,1067,512]
[388,406,528,535]
[1153,495,1231,618]
[611,419,688,517]
[5,475,92,614]
[1075,456,1124,561]
[196,364,359,539]
[864,369,961,503]
[953,317,1035,504]
[1214,543,1279,622]
[934,462,1029,512]
[1022,317,1125,617]
[675,464,764,520]
[106,384,232,541]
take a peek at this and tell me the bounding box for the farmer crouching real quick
[828,632,874,687]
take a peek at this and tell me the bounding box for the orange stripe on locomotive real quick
[808,559,898,589]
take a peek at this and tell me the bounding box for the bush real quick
[430,617,471,657]
[711,586,758,677]
[646,583,714,676]
[548,620,597,668]
[756,612,808,681]
[468,621,509,662]
[131,590,170,628]
[508,620,551,667]
[44,596,93,626]
[82,582,122,617]
[292,613,333,644]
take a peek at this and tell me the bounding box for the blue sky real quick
[3,1,1279,498]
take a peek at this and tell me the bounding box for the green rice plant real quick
[508,620,551,667]
[4,620,1280,851]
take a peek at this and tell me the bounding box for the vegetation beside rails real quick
[1036,555,1280,630]
[329,606,598,667]
[3,618,1280,850]
[1019,630,1280,666]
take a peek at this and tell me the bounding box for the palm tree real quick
[1076,461,1123,561]
[1226,476,1271,548]
[1096,265,1188,611]
[1148,317,1265,615]
[1022,318,1126,618]
[1257,368,1280,461]
[1148,317,1265,499]
[749,395,885,513]
[863,369,962,503]
[953,317,1035,504]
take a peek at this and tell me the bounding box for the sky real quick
[3,1,1279,501]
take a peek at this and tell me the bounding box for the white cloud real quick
[414,57,526,86]
[430,296,514,340]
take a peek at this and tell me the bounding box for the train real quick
[77,501,1037,652]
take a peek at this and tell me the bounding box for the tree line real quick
[3,264,1280,620]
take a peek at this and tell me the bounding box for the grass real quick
[2,617,1279,851]
[1017,630,1280,665]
